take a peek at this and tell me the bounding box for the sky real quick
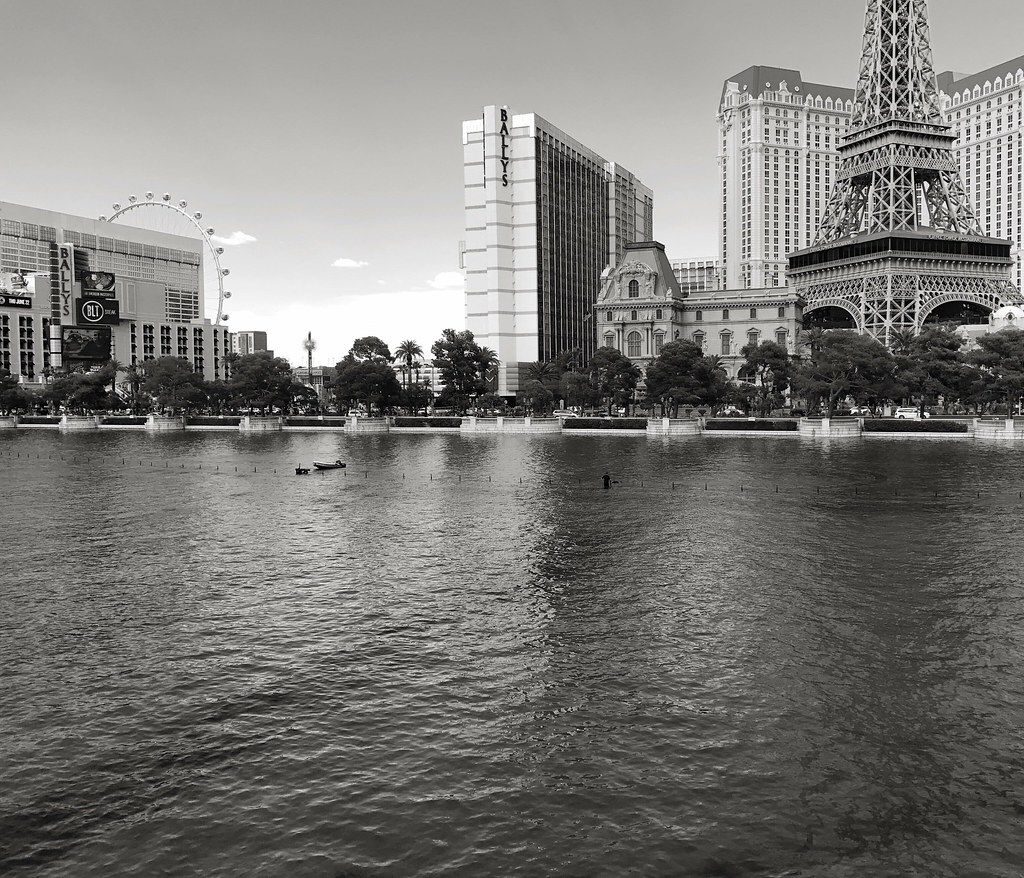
[3,0,1024,366]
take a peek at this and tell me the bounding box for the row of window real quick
[608,328,790,359]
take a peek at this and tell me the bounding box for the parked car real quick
[551,409,578,418]
[894,407,929,420]
[720,406,745,417]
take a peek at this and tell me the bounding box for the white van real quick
[894,407,929,420]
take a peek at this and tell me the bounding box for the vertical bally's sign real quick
[499,108,510,187]
[57,243,75,321]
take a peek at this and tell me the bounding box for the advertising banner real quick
[0,294,32,309]
[80,271,117,298]
[62,325,111,364]
[76,296,120,325]
[0,271,30,295]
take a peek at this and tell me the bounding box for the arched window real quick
[693,331,706,350]
[628,279,640,298]
[630,310,638,321]
[721,331,733,356]
[695,310,703,322]
[722,308,730,320]
[606,311,612,321]
[626,331,642,358]
[654,332,665,354]
[655,308,663,320]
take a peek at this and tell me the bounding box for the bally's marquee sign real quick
[58,243,75,319]
[499,108,510,187]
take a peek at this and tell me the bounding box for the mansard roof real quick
[721,65,855,109]
[937,54,1024,96]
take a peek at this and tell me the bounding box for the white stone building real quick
[595,242,803,380]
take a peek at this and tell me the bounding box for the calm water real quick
[2,430,1024,877]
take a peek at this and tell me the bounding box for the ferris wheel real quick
[100,192,232,325]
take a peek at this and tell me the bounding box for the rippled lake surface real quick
[2,429,1024,877]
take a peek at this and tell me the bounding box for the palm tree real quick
[478,347,500,391]
[393,340,423,391]
[889,328,916,356]
[522,360,557,385]
[798,326,828,358]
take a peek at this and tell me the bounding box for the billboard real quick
[80,271,116,297]
[0,294,31,309]
[62,325,111,364]
[76,296,119,325]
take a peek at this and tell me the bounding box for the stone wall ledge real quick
[58,415,100,431]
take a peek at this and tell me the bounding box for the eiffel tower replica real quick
[787,0,1022,348]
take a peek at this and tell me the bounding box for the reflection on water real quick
[2,431,1024,877]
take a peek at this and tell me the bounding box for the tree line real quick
[5,324,1023,418]
[0,353,317,416]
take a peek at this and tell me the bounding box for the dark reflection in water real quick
[2,431,1024,877]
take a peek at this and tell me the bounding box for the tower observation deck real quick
[787,0,1022,347]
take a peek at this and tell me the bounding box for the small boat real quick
[313,459,347,471]
[295,467,310,475]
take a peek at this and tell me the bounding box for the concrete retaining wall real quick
[346,417,389,433]
[239,415,283,433]
[798,418,862,439]
[146,414,186,432]
[58,415,99,431]
[461,417,561,434]
[647,418,701,436]
[0,415,17,429]
[974,419,1024,440]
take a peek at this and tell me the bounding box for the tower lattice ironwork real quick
[787,0,1021,347]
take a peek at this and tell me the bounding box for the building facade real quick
[670,258,721,293]
[232,330,271,357]
[595,242,802,380]
[719,57,1024,299]
[0,200,229,385]
[939,57,1024,294]
[718,67,855,291]
[462,105,653,395]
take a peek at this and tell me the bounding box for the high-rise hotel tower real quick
[462,106,653,395]
[719,58,1024,297]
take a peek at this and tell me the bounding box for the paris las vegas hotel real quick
[463,51,1024,391]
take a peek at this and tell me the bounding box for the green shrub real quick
[563,418,648,430]
[186,416,242,427]
[100,416,148,426]
[285,417,347,427]
[705,419,798,431]
[863,419,968,433]
[392,417,463,428]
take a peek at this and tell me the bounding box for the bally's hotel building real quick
[462,106,653,395]
[0,201,230,384]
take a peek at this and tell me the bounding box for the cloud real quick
[426,270,465,290]
[211,230,257,247]
[332,257,369,268]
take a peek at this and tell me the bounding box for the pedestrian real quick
[603,472,611,490]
